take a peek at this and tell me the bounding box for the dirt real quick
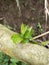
[0,0,49,40]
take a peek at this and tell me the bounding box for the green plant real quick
[0,52,10,65]
[11,23,35,44]
[37,22,42,33]
[10,58,18,65]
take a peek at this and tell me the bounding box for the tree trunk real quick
[0,24,49,65]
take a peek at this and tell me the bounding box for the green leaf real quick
[10,63,17,65]
[24,27,34,39]
[10,58,18,63]
[23,39,29,44]
[4,63,8,65]
[28,27,35,36]
[21,23,28,35]
[11,33,23,44]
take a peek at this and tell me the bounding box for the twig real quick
[45,0,47,22]
[15,0,21,16]
[32,31,49,40]
[45,0,49,31]
[45,0,47,32]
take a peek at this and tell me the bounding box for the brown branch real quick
[0,24,49,65]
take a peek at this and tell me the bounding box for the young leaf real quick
[24,27,34,39]
[21,23,28,35]
[11,33,23,44]
[37,22,42,33]
[10,58,18,63]
[28,27,35,36]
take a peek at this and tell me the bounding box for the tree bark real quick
[0,24,49,65]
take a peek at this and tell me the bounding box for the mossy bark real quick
[0,24,49,65]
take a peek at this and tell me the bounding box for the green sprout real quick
[11,23,35,44]
[37,22,42,33]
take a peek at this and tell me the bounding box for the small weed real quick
[11,23,35,44]
[37,22,42,33]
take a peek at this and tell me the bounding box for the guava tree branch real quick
[0,24,49,65]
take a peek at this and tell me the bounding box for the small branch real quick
[15,0,21,16]
[45,0,47,22]
[45,0,49,32]
[32,31,49,40]
[45,0,47,32]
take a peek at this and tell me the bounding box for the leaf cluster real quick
[11,23,35,44]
